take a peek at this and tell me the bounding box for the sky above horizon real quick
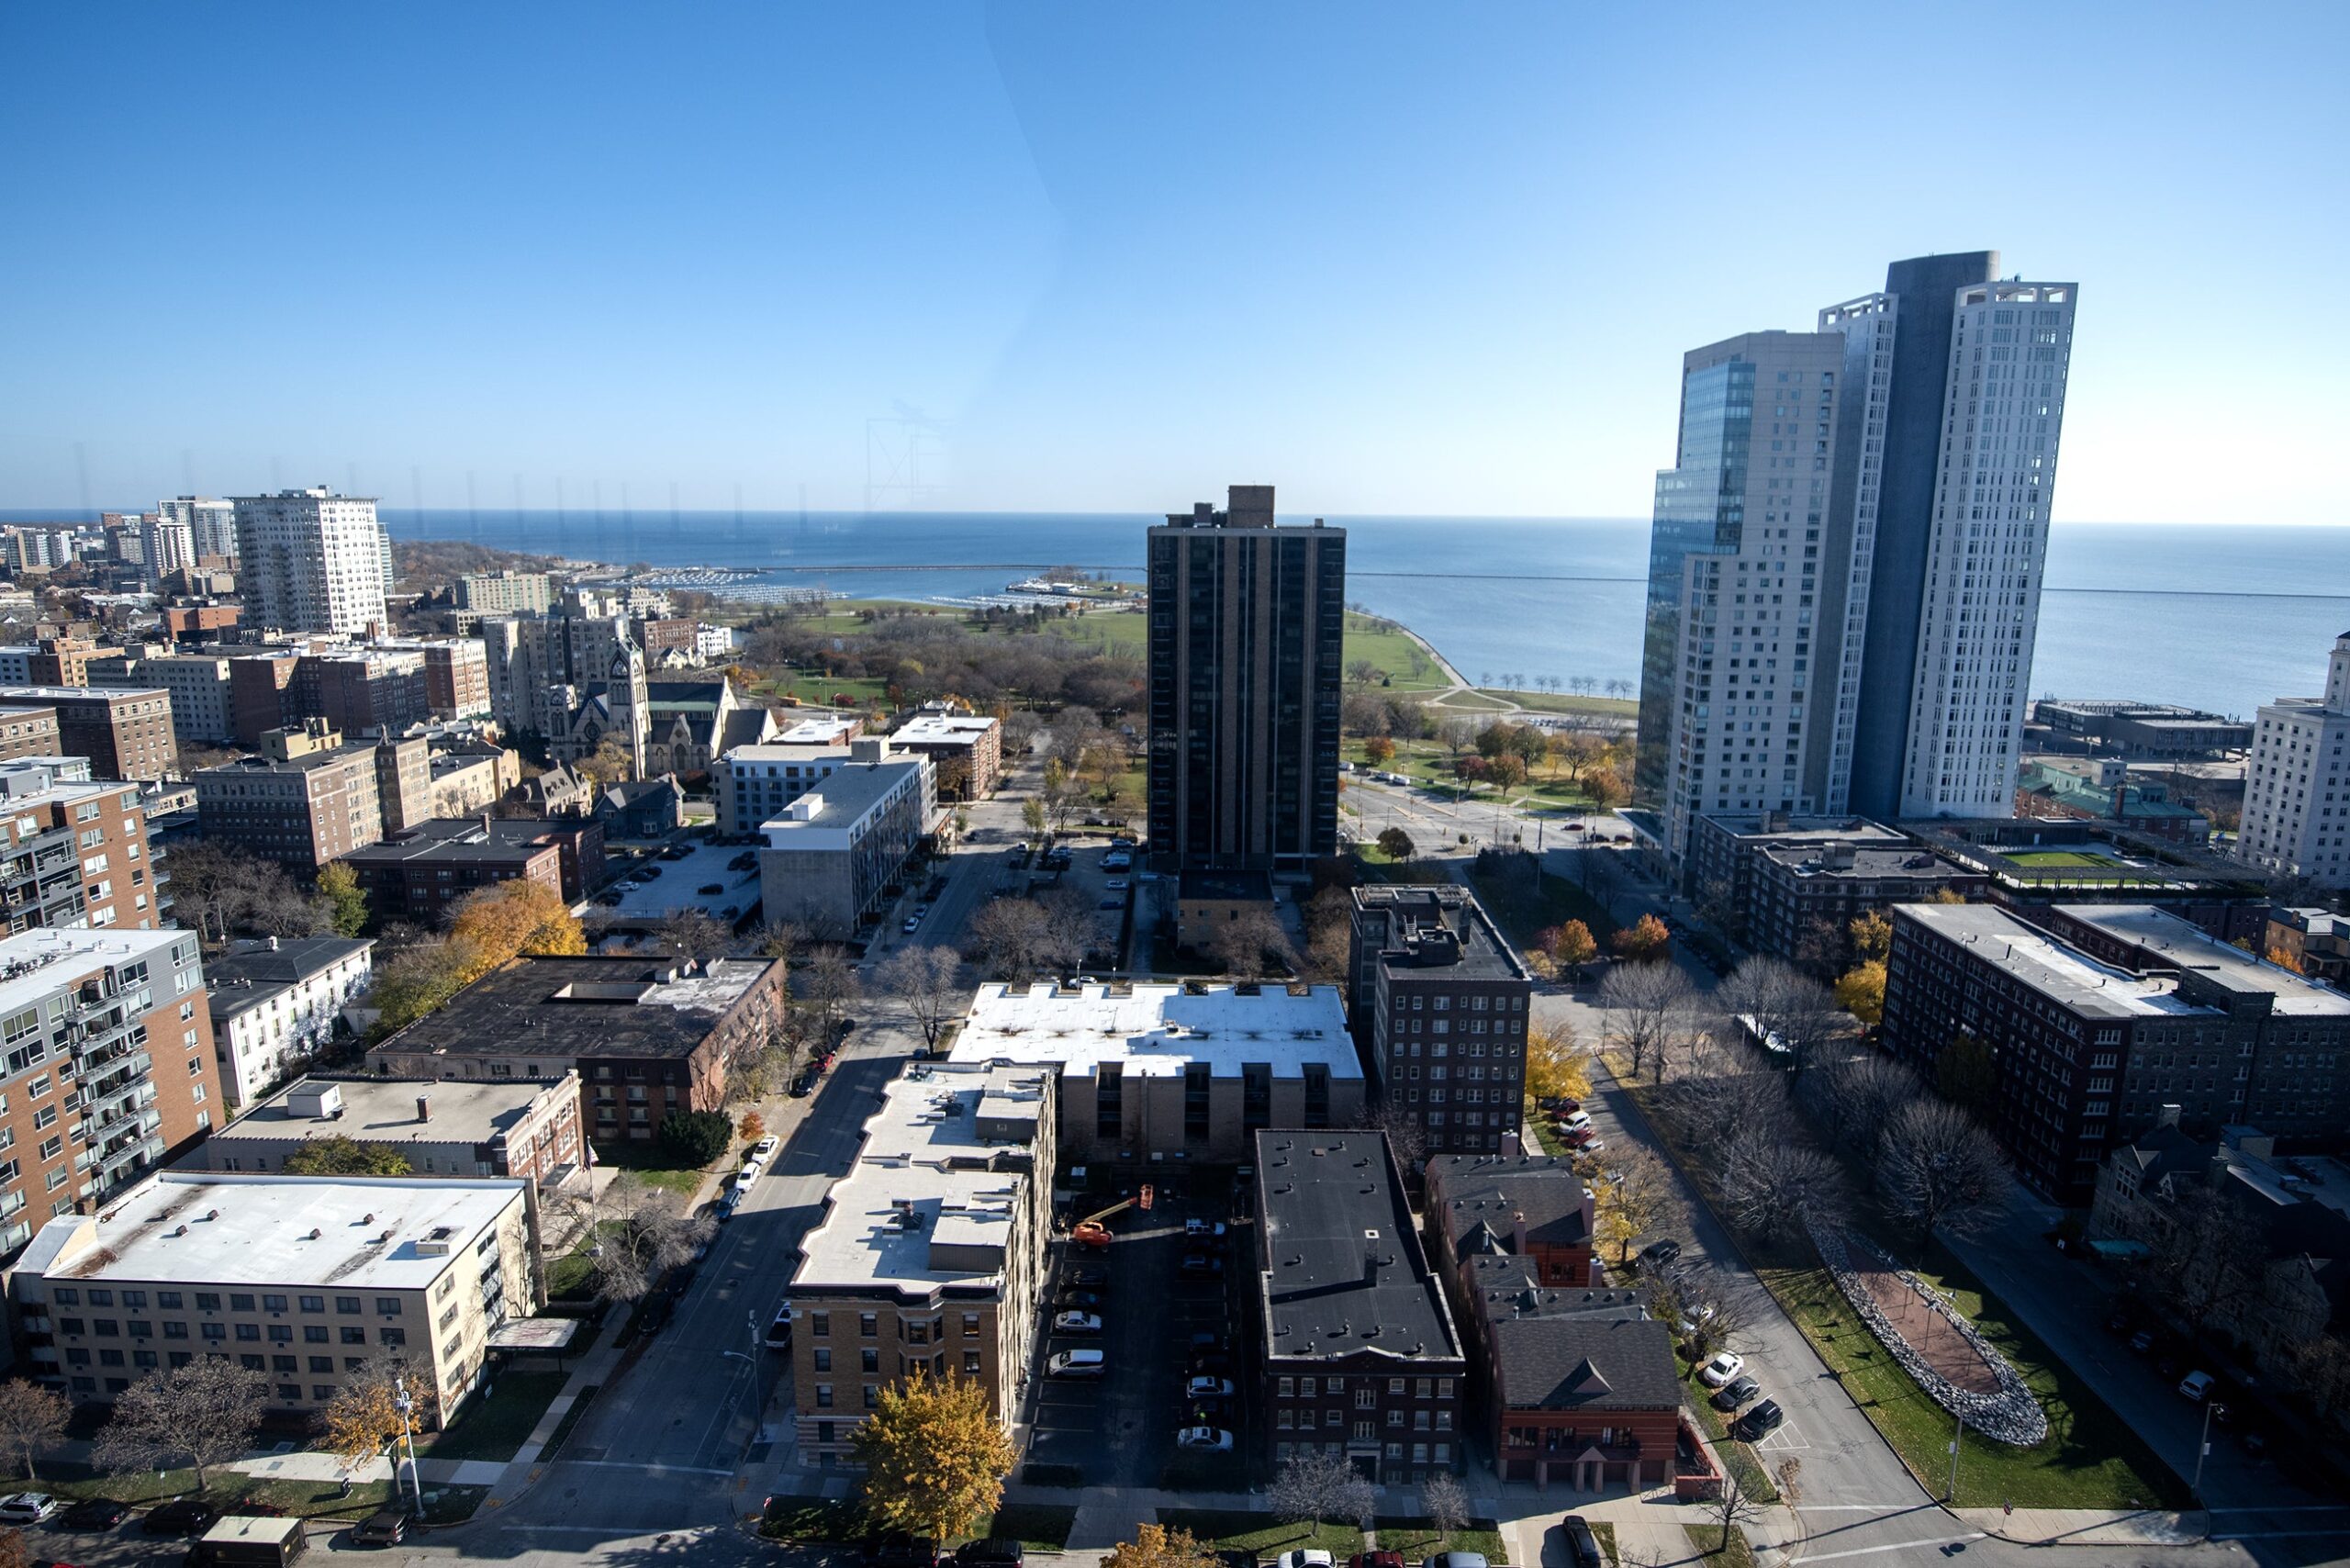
[4,2,2344,524]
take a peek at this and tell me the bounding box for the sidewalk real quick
[1954,1506,2207,1547]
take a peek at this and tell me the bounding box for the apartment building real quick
[949,980,1361,1161]
[2234,631,2350,891]
[1147,487,1345,874]
[1348,885,1532,1157]
[420,639,491,719]
[0,757,162,934]
[1677,812,1983,969]
[1254,1130,1468,1484]
[86,653,236,745]
[371,734,432,834]
[2032,700,2252,760]
[298,647,430,738]
[1882,902,2350,1203]
[162,606,241,644]
[755,746,934,937]
[227,654,301,745]
[890,711,1003,801]
[717,735,865,834]
[365,954,787,1142]
[157,497,238,564]
[203,935,376,1104]
[786,1061,1056,1468]
[0,707,62,765]
[4,1171,538,1421]
[426,750,515,819]
[231,489,389,636]
[0,925,222,1255]
[453,571,553,617]
[340,818,578,921]
[199,1074,584,1185]
[0,687,177,781]
[193,722,385,871]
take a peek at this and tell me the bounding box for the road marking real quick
[1755,1422,1811,1451]
[1789,1534,1983,1562]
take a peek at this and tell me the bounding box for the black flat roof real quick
[1256,1130,1462,1366]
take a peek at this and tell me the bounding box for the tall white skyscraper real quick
[231,487,390,635]
[140,510,196,584]
[159,496,238,562]
[2234,633,2350,890]
[1639,253,2076,876]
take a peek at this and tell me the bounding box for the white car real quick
[1678,1304,1719,1337]
[1104,878,1130,890]
[750,1135,780,1162]
[736,1159,764,1186]
[1184,1375,1236,1400]
[1273,1552,1334,1568]
[0,1494,55,1525]
[1176,1425,1234,1451]
[1698,1350,1745,1388]
[1559,1110,1592,1134]
[1053,1311,1103,1335]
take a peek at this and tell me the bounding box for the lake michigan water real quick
[363,510,2349,723]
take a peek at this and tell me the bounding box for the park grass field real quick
[2002,848,2124,868]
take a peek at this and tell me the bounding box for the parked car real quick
[143,1501,222,1537]
[957,1539,1025,1568]
[1559,1110,1592,1134]
[789,1071,815,1097]
[1175,1426,1233,1451]
[1639,1238,1683,1270]
[1186,1394,1237,1426]
[2128,1328,2157,1354]
[1272,1553,1334,1568]
[751,1135,781,1161]
[1057,1289,1105,1310]
[61,1496,131,1530]
[1188,1330,1228,1353]
[1711,1373,1761,1411]
[1184,1218,1227,1239]
[766,1307,793,1350]
[0,1495,55,1525]
[1425,1555,1489,1568]
[1698,1351,1746,1388]
[1046,1350,1105,1379]
[1053,1311,1104,1336]
[1348,1554,1404,1568]
[869,1533,939,1568]
[1561,1516,1602,1568]
[1188,1351,1236,1376]
[2178,1370,2217,1401]
[1179,1252,1225,1277]
[1183,1376,1236,1400]
[1067,1265,1109,1287]
[348,1511,408,1549]
[903,916,922,933]
[1738,1399,1785,1439]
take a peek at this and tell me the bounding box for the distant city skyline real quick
[2,4,2344,524]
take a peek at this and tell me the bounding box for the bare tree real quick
[1716,957,1847,1081]
[876,945,967,1050]
[1357,1098,1429,1183]
[1597,960,1697,1082]
[1717,1132,1847,1244]
[0,1381,67,1480]
[92,1360,270,1492]
[2145,1184,2273,1337]
[1705,1463,1766,1552]
[1655,1262,1755,1363]
[797,944,862,1032]
[645,908,731,963]
[1801,1053,1924,1167]
[552,1171,715,1305]
[1209,907,1294,980]
[1421,1470,1470,1547]
[1268,1446,1376,1531]
[1876,1100,2013,1256]
[968,898,1052,983]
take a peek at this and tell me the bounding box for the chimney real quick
[1513,1210,1528,1255]
[482,812,493,836]
[416,1094,431,1124]
[266,935,280,951]
[2156,1103,2182,1129]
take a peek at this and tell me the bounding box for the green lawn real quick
[589,1139,714,1198]
[975,1504,1079,1550]
[39,1465,397,1520]
[1343,616,1449,690]
[420,1370,570,1463]
[1480,689,1638,720]
[1681,1367,1779,1504]
[1684,1522,1758,1568]
[1375,1518,1509,1562]
[1589,1520,1619,1568]
[2002,849,2123,868]
[1157,1508,1364,1559]
[1757,1259,2187,1509]
[1467,864,1622,943]
[760,1496,873,1544]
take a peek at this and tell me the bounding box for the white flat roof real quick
[0,925,191,1018]
[951,981,1360,1079]
[771,717,860,745]
[18,1171,525,1292]
[791,1061,1049,1297]
[894,714,998,745]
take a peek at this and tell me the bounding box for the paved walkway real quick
[1953,1506,2208,1548]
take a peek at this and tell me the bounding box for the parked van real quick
[193,1515,308,1568]
[2178,1370,2216,1402]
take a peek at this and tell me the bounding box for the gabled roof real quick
[1490,1314,1680,1413]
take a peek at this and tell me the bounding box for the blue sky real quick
[3,1,2343,521]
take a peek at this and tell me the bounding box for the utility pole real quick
[746,1308,765,1442]
[1946,1408,1964,1502]
[2192,1400,2225,1495]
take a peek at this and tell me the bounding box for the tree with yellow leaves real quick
[1102,1524,1217,1568]
[1834,959,1886,1027]
[320,1357,439,1472]
[1522,1017,1592,1110]
[447,878,585,985]
[1848,909,1892,963]
[852,1371,1016,1548]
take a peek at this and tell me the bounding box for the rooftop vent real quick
[206,1209,219,1222]
[308,1228,322,1240]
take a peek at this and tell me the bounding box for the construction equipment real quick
[1069,1196,1136,1249]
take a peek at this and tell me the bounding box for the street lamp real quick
[391,1375,422,1517]
[2192,1400,2226,1495]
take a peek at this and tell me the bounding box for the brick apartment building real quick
[1254,1130,1468,1484]
[0,687,177,781]
[1882,902,2350,1204]
[365,954,787,1143]
[890,711,1003,801]
[198,1073,586,1185]
[0,925,224,1255]
[162,605,241,644]
[786,1061,1055,1467]
[341,817,585,922]
[0,757,162,935]
[0,706,62,765]
[1348,885,1533,1157]
[193,722,385,871]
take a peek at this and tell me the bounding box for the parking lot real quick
[1020,1179,1251,1490]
